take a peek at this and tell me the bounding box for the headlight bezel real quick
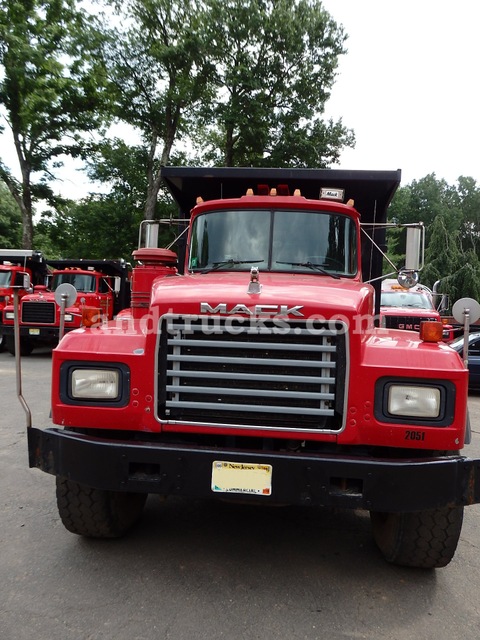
[60,361,130,406]
[375,377,455,427]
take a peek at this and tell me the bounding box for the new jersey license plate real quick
[211,461,272,496]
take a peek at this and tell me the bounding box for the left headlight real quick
[387,384,440,418]
[71,369,120,399]
[60,362,130,406]
[5,311,15,320]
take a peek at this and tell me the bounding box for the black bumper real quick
[28,427,480,512]
[2,325,61,340]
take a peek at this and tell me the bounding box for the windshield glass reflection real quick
[189,209,357,276]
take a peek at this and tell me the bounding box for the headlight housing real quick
[71,369,119,399]
[387,385,440,418]
[375,378,455,426]
[60,362,130,406]
[5,311,15,320]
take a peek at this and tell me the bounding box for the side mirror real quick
[404,225,424,271]
[13,272,31,290]
[395,225,424,289]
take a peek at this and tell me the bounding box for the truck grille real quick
[158,316,347,432]
[21,301,56,324]
[383,315,437,331]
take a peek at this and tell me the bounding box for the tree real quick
[0,181,21,247]
[38,195,143,259]
[96,0,352,221]
[387,174,480,305]
[457,176,480,255]
[195,0,354,167]
[0,0,110,248]
[101,0,217,220]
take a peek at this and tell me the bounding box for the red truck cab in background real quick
[2,258,131,355]
[0,250,48,352]
[380,279,454,341]
[22,167,480,569]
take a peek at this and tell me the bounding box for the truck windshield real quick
[53,273,97,293]
[189,209,357,276]
[0,271,12,287]
[381,291,434,309]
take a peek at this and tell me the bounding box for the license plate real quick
[28,328,40,335]
[211,461,272,496]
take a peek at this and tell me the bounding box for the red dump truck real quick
[21,167,480,568]
[0,250,48,351]
[3,258,131,355]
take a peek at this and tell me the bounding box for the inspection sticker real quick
[211,461,272,496]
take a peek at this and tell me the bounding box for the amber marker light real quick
[419,321,444,342]
[82,307,102,327]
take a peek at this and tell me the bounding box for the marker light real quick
[82,307,102,327]
[419,321,443,343]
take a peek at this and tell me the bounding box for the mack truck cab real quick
[19,167,480,569]
[3,258,130,355]
[0,250,48,352]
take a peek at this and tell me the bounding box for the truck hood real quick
[151,272,373,320]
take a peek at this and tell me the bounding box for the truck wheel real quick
[0,331,5,352]
[370,506,464,568]
[5,336,34,356]
[56,477,147,538]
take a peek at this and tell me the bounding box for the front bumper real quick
[2,325,63,340]
[28,427,480,512]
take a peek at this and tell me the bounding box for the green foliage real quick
[0,181,22,246]
[96,0,353,218]
[194,0,353,166]
[387,174,480,307]
[0,0,111,247]
[37,195,143,260]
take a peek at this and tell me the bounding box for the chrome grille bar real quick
[159,316,346,432]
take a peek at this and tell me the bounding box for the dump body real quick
[24,167,480,568]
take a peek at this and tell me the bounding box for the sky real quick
[321,0,480,186]
[1,0,480,198]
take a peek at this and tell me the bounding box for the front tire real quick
[370,506,464,568]
[5,335,34,356]
[56,477,147,538]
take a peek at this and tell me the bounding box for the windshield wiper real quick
[276,261,340,279]
[200,259,264,274]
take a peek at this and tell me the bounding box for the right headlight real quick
[387,384,441,418]
[375,378,455,426]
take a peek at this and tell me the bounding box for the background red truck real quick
[3,258,131,355]
[380,279,454,341]
[20,167,480,569]
[0,250,48,352]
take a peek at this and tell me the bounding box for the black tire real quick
[5,335,34,356]
[0,331,5,353]
[370,506,464,568]
[56,477,147,538]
